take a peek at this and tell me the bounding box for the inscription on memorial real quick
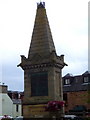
[31,72,48,96]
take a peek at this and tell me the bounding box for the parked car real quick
[14,116,23,120]
[64,115,77,119]
[69,105,87,112]
[0,115,13,120]
[63,115,84,120]
[0,116,4,120]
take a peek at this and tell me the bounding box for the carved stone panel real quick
[31,72,48,96]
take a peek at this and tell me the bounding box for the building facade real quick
[63,71,90,113]
[8,90,23,118]
[0,85,23,118]
[0,85,13,117]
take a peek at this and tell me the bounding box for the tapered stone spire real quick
[28,2,55,59]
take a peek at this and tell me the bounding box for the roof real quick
[63,71,90,92]
[8,90,23,94]
[82,71,90,75]
[12,99,22,104]
[64,73,73,78]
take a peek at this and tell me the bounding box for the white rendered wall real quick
[0,94,2,115]
[13,104,22,118]
[2,93,13,116]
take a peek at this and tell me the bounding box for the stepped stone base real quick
[23,104,64,118]
[23,104,48,118]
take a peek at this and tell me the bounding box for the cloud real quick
[2,62,24,91]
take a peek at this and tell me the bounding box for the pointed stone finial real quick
[37,2,45,8]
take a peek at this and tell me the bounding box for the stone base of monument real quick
[23,104,47,118]
[23,104,64,118]
[49,111,64,119]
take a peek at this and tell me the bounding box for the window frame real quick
[83,76,88,83]
[64,78,70,85]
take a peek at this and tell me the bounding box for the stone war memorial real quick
[18,2,67,118]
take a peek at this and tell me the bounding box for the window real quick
[75,78,78,83]
[63,93,67,101]
[65,79,70,85]
[16,104,19,112]
[83,77,88,83]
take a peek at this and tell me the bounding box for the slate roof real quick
[82,71,90,75]
[64,73,73,77]
[63,71,90,92]
[12,99,22,104]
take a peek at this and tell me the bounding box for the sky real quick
[0,0,88,91]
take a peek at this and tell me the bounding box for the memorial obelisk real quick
[18,2,66,118]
